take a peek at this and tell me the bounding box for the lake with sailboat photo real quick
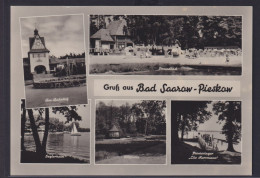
[21,100,90,163]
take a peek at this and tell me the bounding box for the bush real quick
[96,134,105,141]
[95,151,118,161]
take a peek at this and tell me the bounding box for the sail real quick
[72,122,78,134]
[71,122,81,136]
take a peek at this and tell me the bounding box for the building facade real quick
[108,125,120,138]
[90,19,134,53]
[28,28,50,74]
[23,29,86,80]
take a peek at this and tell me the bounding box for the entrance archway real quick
[34,65,46,74]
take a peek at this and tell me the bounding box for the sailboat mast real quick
[73,122,78,133]
[71,122,74,133]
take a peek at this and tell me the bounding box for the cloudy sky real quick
[20,14,85,58]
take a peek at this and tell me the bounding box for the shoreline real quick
[96,155,166,164]
[91,61,242,68]
[90,55,242,66]
[90,62,241,75]
[95,136,166,164]
[21,150,89,163]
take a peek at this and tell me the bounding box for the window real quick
[118,42,125,49]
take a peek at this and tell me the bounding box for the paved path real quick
[25,84,88,108]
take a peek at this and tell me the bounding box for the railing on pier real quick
[198,135,219,151]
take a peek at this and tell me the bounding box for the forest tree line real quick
[96,100,166,137]
[24,116,89,132]
[58,52,85,59]
[90,15,242,49]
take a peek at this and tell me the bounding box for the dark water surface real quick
[126,66,241,75]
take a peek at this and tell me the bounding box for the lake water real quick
[126,66,241,75]
[24,132,90,161]
[181,131,241,152]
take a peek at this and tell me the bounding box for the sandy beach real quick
[96,155,166,164]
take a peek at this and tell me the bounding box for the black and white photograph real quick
[20,14,87,108]
[95,100,166,164]
[171,100,241,164]
[89,15,242,75]
[20,99,90,163]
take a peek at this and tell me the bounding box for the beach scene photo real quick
[89,15,242,75]
[95,100,166,164]
[20,99,90,163]
[171,100,241,164]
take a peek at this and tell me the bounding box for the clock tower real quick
[28,28,50,74]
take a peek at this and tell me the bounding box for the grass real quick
[21,151,89,163]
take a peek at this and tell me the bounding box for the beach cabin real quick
[108,125,120,138]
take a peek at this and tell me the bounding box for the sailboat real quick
[71,122,81,136]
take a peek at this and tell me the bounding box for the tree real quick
[198,16,242,48]
[137,100,166,135]
[95,101,166,137]
[49,118,65,132]
[67,122,80,130]
[27,108,47,158]
[171,101,211,143]
[95,101,117,135]
[26,105,83,158]
[213,101,241,152]
[90,21,99,36]
[42,108,50,156]
[21,99,26,151]
[90,15,241,48]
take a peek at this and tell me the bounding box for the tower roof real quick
[29,28,50,53]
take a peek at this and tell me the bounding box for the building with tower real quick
[23,28,86,80]
[90,19,134,54]
[28,28,50,74]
